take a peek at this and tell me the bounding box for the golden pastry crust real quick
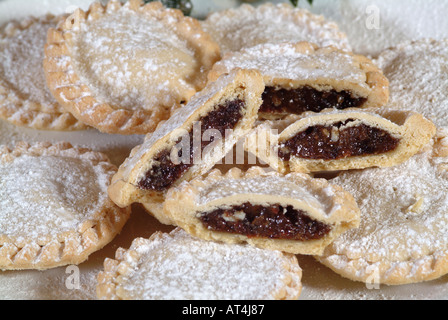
[163,167,360,255]
[0,15,88,131]
[43,0,221,135]
[108,69,264,209]
[97,228,302,300]
[0,141,131,270]
[141,200,173,226]
[317,137,448,285]
[202,3,351,54]
[245,109,436,173]
[208,42,389,119]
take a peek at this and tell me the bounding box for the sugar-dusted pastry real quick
[97,228,302,300]
[0,15,88,131]
[108,69,265,223]
[317,138,448,285]
[0,142,131,270]
[163,167,360,255]
[375,39,448,129]
[44,0,221,135]
[208,42,389,120]
[245,109,436,173]
[202,3,351,55]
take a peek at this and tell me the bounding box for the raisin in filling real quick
[138,99,245,191]
[200,203,332,241]
[278,120,400,161]
[260,86,367,115]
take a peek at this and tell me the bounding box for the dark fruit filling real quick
[260,86,367,115]
[200,202,332,241]
[138,99,245,191]
[277,120,400,161]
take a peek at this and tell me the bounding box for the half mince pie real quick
[108,69,265,224]
[97,228,302,300]
[245,109,436,173]
[208,42,389,120]
[0,142,131,270]
[201,3,351,55]
[0,15,88,131]
[163,167,360,255]
[44,0,221,134]
[317,137,448,285]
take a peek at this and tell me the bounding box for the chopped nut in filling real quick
[199,202,332,241]
[138,99,245,191]
[260,86,367,115]
[277,120,400,161]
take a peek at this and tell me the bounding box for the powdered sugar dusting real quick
[213,42,367,87]
[0,155,110,242]
[328,151,448,265]
[309,0,448,57]
[195,175,335,218]
[202,3,351,54]
[71,9,196,110]
[0,17,63,112]
[375,39,448,129]
[118,229,300,300]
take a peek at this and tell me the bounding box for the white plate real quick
[0,0,447,300]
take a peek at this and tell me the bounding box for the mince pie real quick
[245,109,436,173]
[0,15,88,131]
[375,38,448,129]
[0,142,130,270]
[202,2,351,54]
[317,137,448,285]
[208,42,389,120]
[44,0,221,134]
[97,228,302,300]
[163,167,360,255]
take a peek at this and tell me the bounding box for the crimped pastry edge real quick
[43,0,220,135]
[0,141,131,270]
[96,228,303,300]
[0,14,89,131]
